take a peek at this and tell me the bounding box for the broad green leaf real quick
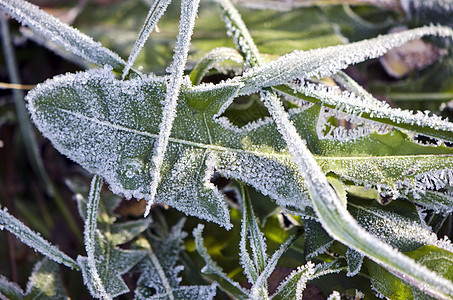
[366,245,453,300]
[0,0,127,71]
[26,67,314,228]
[135,219,217,300]
[25,259,68,300]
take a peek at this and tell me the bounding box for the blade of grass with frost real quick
[0,207,79,270]
[193,225,249,300]
[238,25,453,95]
[215,0,261,67]
[122,0,172,79]
[190,47,244,85]
[146,0,201,216]
[0,0,126,71]
[82,175,110,300]
[260,90,453,299]
[277,80,453,142]
[239,183,267,284]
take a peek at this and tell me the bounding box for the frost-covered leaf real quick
[238,25,453,95]
[303,219,334,259]
[193,224,249,300]
[0,259,68,300]
[0,207,79,270]
[25,259,68,300]
[0,0,127,71]
[135,219,217,300]
[239,184,268,284]
[0,277,24,300]
[284,80,453,143]
[345,249,363,277]
[348,198,435,252]
[78,175,147,299]
[78,232,146,299]
[26,66,315,228]
[367,245,453,300]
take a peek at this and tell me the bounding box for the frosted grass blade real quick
[215,0,261,67]
[122,0,172,78]
[0,0,126,71]
[146,0,201,216]
[82,175,110,299]
[238,25,453,94]
[0,207,79,270]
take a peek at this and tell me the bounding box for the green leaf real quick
[135,219,218,300]
[367,245,453,300]
[193,224,249,300]
[25,259,68,300]
[271,259,344,300]
[0,277,24,300]
[348,197,434,252]
[78,233,146,298]
[26,67,316,228]
[239,183,268,282]
[303,219,334,259]
[0,259,69,300]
